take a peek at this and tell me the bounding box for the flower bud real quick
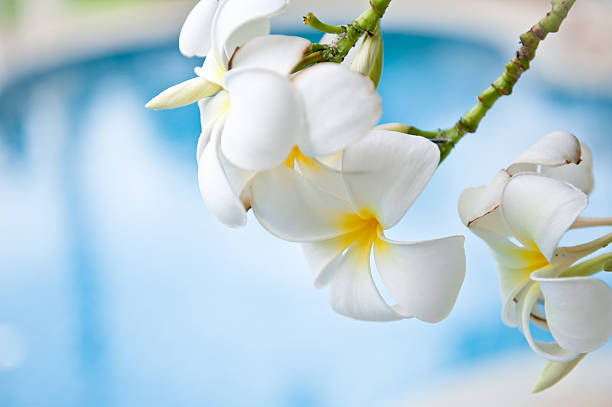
[351,22,384,87]
[146,77,221,110]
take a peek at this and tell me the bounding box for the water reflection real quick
[0,33,610,406]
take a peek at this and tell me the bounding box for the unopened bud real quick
[146,77,221,110]
[351,22,384,87]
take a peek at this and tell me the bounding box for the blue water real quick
[0,32,610,406]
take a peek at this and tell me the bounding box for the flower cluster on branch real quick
[146,0,611,393]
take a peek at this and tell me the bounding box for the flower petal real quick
[457,170,511,234]
[302,237,348,289]
[501,173,587,262]
[507,131,581,175]
[221,68,302,170]
[179,0,219,57]
[211,0,287,63]
[250,166,356,242]
[198,120,253,228]
[145,77,221,110]
[374,234,466,323]
[196,91,230,163]
[519,284,581,362]
[533,274,612,353]
[229,35,311,75]
[541,143,594,195]
[342,130,439,228]
[330,242,405,322]
[293,63,382,157]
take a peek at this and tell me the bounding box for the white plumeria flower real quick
[249,130,466,322]
[195,39,382,227]
[458,131,612,362]
[147,0,383,228]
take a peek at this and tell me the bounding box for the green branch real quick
[394,0,576,163]
[297,0,392,68]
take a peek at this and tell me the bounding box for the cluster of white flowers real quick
[459,131,612,369]
[147,0,466,323]
[148,0,611,389]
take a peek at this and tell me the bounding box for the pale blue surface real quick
[0,32,610,406]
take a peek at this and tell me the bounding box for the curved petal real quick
[458,170,511,231]
[197,91,230,163]
[330,242,405,322]
[541,143,594,195]
[198,120,253,228]
[519,284,581,362]
[293,63,382,157]
[221,68,302,170]
[250,166,357,242]
[211,0,287,63]
[289,148,350,201]
[342,130,439,228]
[373,234,466,323]
[501,174,587,262]
[302,236,349,289]
[508,131,582,175]
[179,0,219,57]
[145,77,221,110]
[229,35,310,75]
[196,51,227,86]
[534,275,612,353]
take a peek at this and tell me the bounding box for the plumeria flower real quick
[147,0,383,228]
[458,131,612,363]
[249,129,466,322]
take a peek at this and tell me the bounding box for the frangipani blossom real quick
[458,131,612,363]
[195,39,381,227]
[147,0,383,228]
[250,130,466,322]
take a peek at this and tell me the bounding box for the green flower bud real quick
[351,22,384,88]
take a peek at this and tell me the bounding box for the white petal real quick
[290,150,350,201]
[293,63,382,157]
[501,174,587,262]
[179,0,219,57]
[196,91,230,163]
[330,242,405,322]
[250,166,357,242]
[229,35,310,75]
[374,234,466,323]
[196,50,227,86]
[211,0,287,63]
[198,121,253,228]
[342,130,439,228]
[534,275,612,353]
[541,143,594,195]
[221,68,302,170]
[145,77,221,110]
[457,170,511,232]
[519,284,581,362]
[508,131,582,175]
[302,236,348,289]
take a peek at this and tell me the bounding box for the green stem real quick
[299,0,393,66]
[303,13,346,34]
[394,0,576,163]
[560,252,612,277]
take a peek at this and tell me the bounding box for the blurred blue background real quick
[0,1,611,406]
